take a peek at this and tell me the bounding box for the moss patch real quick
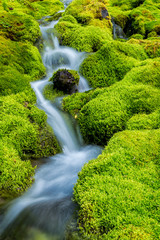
[74,129,160,239]
[55,19,112,52]
[63,83,160,145]
[1,0,63,20]
[0,90,61,198]
[80,40,147,88]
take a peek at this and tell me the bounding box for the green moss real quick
[0,90,61,197]
[126,109,160,130]
[63,83,160,145]
[0,36,45,79]
[43,84,64,102]
[62,88,106,116]
[54,0,113,52]
[0,140,35,198]
[109,0,145,9]
[128,38,160,58]
[0,66,31,96]
[108,6,130,29]
[74,129,160,239]
[68,70,80,84]
[127,4,160,37]
[55,20,112,52]
[0,11,40,42]
[58,14,78,24]
[122,59,160,87]
[65,0,111,26]
[129,33,144,39]
[1,0,64,20]
[80,40,147,88]
[29,0,64,19]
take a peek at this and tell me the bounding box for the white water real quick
[0,10,101,240]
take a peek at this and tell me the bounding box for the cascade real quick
[112,18,127,39]
[0,4,102,240]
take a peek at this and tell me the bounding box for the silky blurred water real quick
[0,7,102,240]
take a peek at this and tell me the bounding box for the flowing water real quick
[112,19,127,40]
[0,6,102,240]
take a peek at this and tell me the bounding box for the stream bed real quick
[0,4,102,240]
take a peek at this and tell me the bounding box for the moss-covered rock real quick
[122,59,160,87]
[126,109,160,130]
[74,129,160,239]
[0,66,31,96]
[0,36,45,81]
[63,83,160,145]
[1,0,64,20]
[65,0,111,26]
[0,11,40,42]
[80,40,147,88]
[0,90,61,198]
[0,140,35,199]
[55,19,112,52]
[128,38,160,58]
[127,5,160,37]
[51,69,80,94]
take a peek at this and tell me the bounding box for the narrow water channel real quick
[0,4,102,240]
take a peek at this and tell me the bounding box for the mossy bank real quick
[0,0,63,199]
[60,0,160,239]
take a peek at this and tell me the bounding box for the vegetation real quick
[74,129,160,239]
[0,0,160,238]
[80,40,147,87]
[60,0,160,239]
[0,0,62,198]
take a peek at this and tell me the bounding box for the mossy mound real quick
[128,4,160,37]
[128,38,160,58]
[54,0,113,52]
[0,90,61,198]
[80,40,147,88]
[107,0,160,39]
[109,0,145,10]
[55,17,112,52]
[0,66,31,96]
[0,11,40,42]
[1,0,63,20]
[63,83,160,145]
[0,36,45,80]
[0,140,35,199]
[123,59,160,87]
[65,0,111,26]
[74,129,160,239]
[126,109,160,130]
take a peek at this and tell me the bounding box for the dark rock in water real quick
[101,8,109,19]
[51,69,80,94]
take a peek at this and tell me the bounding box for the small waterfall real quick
[0,7,101,240]
[112,19,127,40]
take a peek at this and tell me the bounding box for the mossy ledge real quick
[0,0,63,199]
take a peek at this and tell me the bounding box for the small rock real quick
[51,69,80,94]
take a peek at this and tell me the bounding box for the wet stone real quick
[51,69,80,94]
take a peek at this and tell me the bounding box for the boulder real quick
[52,69,80,94]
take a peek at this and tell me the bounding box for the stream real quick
[0,4,102,240]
